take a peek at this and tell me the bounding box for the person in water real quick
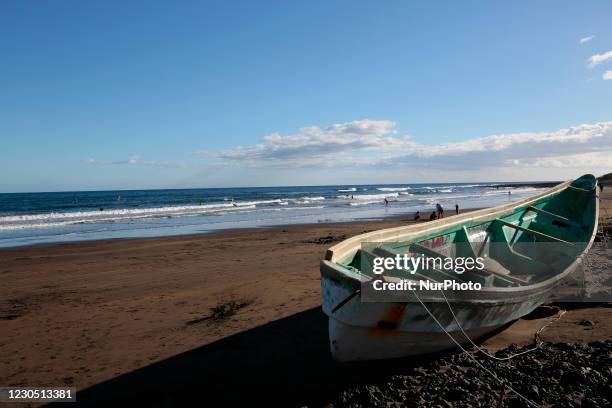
[455,204,459,215]
[384,198,389,206]
[429,211,437,221]
[436,203,443,218]
[413,211,420,221]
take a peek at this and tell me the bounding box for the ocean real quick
[0,183,543,247]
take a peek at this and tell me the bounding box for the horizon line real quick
[0,178,572,195]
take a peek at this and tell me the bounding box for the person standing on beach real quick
[436,203,443,218]
[414,211,420,221]
[455,204,459,215]
[429,211,437,221]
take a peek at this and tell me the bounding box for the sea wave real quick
[0,199,298,224]
[337,192,399,201]
[456,184,495,188]
[0,202,334,231]
[260,205,325,212]
[337,188,357,192]
[348,200,382,206]
[377,187,411,192]
[0,185,548,235]
[298,196,325,201]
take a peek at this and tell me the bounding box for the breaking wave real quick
[377,187,410,192]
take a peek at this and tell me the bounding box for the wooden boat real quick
[320,175,599,361]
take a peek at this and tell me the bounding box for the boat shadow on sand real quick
[51,307,513,408]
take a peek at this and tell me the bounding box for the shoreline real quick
[0,208,440,251]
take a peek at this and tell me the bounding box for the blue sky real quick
[1,0,611,192]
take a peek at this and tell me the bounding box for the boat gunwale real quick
[325,180,570,262]
[322,177,600,295]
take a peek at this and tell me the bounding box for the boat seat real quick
[495,219,574,246]
[480,257,530,285]
[568,185,595,193]
[526,206,583,229]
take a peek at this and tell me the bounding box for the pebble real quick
[329,340,611,407]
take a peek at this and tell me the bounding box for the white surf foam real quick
[377,187,410,192]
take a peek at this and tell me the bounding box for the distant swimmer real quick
[436,203,444,218]
[455,204,459,215]
[351,195,354,199]
[429,211,437,221]
[413,211,420,221]
[99,207,104,211]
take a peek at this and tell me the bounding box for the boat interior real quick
[339,175,598,289]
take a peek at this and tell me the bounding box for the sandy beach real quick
[3,2,612,406]
[1,191,610,407]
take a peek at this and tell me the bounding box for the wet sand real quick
[0,191,610,407]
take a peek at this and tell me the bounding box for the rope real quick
[410,290,540,408]
[598,196,611,244]
[438,289,566,361]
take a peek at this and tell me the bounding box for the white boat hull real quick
[319,175,599,362]
[321,256,585,361]
[329,317,502,362]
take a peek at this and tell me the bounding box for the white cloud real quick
[588,50,612,67]
[215,120,412,163]
[510,152,611,168]
[82,155,186,169]
[603,70,612,80]
[211,120,612,176]
[126,155,140,164]
[580,35,595,44]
